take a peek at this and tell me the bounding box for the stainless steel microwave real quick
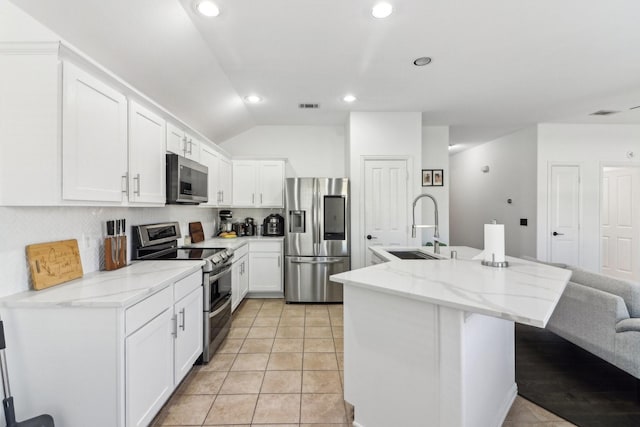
[166,153,208,204]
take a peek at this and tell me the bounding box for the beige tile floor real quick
[153,298,575,427]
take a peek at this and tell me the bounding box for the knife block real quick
[105,236,127,271]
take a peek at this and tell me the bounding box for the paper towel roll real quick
[483,223,506,263]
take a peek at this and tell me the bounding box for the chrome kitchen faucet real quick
[411,194,440,254]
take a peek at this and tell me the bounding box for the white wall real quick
[421,126,450,246]
[0,206,217,297]
[537,124,640,271]
[348,112,423,269]
[450,127,538,257]
[220,125,346,177]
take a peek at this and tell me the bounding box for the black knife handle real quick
[107,220,114,236]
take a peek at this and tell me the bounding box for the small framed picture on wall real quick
[433,169,444,186]
[422,170,433,187]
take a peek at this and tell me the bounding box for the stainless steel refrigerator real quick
[285,178,350,302]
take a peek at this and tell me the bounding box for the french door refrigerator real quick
[285,178,350,302]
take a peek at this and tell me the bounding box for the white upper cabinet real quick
[200,144,221,207]
[128,101,166,205]
[232,160,284,208]
[219,156,233,207]
[166,122,185,156]
[62,61,128,202]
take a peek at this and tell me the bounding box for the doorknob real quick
[552,231,564,236]
[366,235,377,240]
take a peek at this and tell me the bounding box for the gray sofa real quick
[542,263,640,379]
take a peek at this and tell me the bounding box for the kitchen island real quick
[331,246,571,427]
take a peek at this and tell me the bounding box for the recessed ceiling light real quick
[372,3,393,19]
[244,95,262,104]
[413,57,432,66]
[343,94,357,103]
[196,1,220,17]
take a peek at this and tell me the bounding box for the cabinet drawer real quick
[174,271,202,302]
[233,244,249,260]
[249,241,282,253]
[126,286,173,336]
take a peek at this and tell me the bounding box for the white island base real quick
[344,284,516,427]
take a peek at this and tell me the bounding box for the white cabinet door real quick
[126,308,174,427]
[166,122,185,155]
[174,286,203,384]
[219,156,233,207]
[240,257,249,299]
[249,252,282,292]
[129,101,166,204]
[200,144,220,207]
[231,258,242,312]
[62,61,128,202]
[258,161,284,207]
[233,161,258,206]
[184,132,200,162]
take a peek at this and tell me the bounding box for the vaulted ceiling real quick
[10,0,640,149]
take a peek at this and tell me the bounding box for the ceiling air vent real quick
[299,103,319,109]
[590,110,621,116]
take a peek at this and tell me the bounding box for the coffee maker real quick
[263,214,285,236]
[245,217,256,236]
[219,210,233,234]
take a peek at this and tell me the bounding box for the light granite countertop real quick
[0,260,204,308]
[332,246,571,328]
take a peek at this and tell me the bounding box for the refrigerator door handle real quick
[290,258,343,264]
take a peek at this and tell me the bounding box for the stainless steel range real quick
[132,222,233,363]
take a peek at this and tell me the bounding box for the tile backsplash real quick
[0,206,218,297]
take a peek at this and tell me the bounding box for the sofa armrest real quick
[547,282,630,362]
[616,318,640,333]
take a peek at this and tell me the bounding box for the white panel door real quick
[200,144,220,207]
[549,165,580,266]
[363,159,409,266]
[259,161,285,207]
[249,252,282,292]
[125,308,174,427]
[129,101,166,204]
[601,167,640,280]
[174,286,203,384]
[62,61,127,202]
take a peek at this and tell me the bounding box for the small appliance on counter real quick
[263,214,285,236]
[232,222,247,237]
[218,210,233,235]
[244,217,256,236]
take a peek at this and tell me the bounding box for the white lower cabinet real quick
[174,286,204,383]
[231,245,249,311]
[126,308,174,427]
[0,269,203,427]
[248,241,283,294]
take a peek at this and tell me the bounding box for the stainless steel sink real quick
[387,250,441,260]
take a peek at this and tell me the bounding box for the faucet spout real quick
[411,194,440,253]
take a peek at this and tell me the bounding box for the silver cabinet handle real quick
[179,308,186,331]
[121,173,128,195]
[291,258,343,265]
[252,193,255,204]
[260,193,263,204]
[188,139,193,155]
[133,173,141,196]
[171,314,177,337]
[182,136,188,156]
[278,256,281,267]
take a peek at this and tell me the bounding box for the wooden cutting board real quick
[26,239,83,290]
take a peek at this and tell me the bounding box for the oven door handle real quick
[208,265,232,283]
[209,295,231,318]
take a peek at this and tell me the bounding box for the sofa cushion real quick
[616,318,640,333]
[568,266,640,318]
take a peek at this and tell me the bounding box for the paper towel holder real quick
[481,253,509,268]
